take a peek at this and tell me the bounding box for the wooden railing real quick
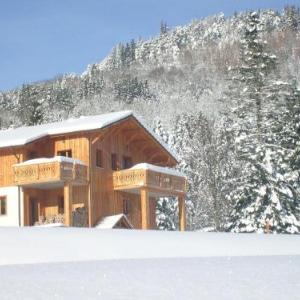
[113,168,186,194]
[13,161,88,186]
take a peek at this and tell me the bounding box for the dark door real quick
[29,198,39,226]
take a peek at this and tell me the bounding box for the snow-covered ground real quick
[0,228,299,299]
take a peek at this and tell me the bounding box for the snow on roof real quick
[0,111,132,148]
[13,156,85,166]
[95,214,133,229]
[130,163,185,177]
[0,110,178,162]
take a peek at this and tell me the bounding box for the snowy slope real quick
[0,228,299,266]
[1,256,299,300]
[0,228,299,299]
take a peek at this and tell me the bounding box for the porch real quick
[113,163,187,231]
[13,156,88,186]
[13,156,88,226]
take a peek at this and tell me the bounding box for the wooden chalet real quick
[0,111,186,230]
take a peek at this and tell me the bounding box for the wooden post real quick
[178,195,186,231]
[23,191,30,226]
[88,137,92,228]
[64,182,73,226]
[141,188,150,229]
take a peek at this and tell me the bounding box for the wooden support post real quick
[141,188,150,230]
[88,137,93,228]
[64,182,73,226]
[23,191,30,226]
[178,195,186,231]
[88,180,92,227]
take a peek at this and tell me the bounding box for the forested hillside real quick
[1,7,299,233]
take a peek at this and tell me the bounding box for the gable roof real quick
[0,111,178,162]
[95,214,133,229]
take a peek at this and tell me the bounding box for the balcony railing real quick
[113,168,186,194]
[13,160,88,186]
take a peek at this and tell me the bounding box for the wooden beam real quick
[91,125,120,145]
[91,128,109,144]
[124,133,142,146]
[148,152,161,161]
[122,128,139,136]
[140,188,150,230]
[130,139,148,147]
[139,143,154,155]
[149,159,166,166]
[178,196,186,231]
[64,182,73,226]
[143,148,159,157]
[23,191,30,226]
[130,117,178,166]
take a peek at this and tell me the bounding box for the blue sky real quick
[0,0,299,91]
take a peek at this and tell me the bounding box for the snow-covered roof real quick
[130,163,185,178]
[0,111,132,148]
[0,111,177,161]
[95,214,133,229]
[13,156,85,166]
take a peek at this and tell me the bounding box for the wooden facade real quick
[0,115,186,230]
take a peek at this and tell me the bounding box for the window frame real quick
[27,151,38,160]
[111,153,118,171]
[57,149,72,158]
[123,198,129,215]
[0,196,7,216]
[96,149,103,168]
[58,196,64,214]
[122,156,133,169]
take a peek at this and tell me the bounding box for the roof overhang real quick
[0,111,178,164]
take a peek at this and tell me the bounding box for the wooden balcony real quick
[13,159,88,187]
[113,167,186,196]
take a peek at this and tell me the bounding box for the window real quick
[29,197,39,226]
[57,149,72,158]
[58,196,64,214]
[27,151,38,160]
[122,156,132,169]
[123,199,129,215]
[111,153,118,170]
[96,149,103,167]
[0,196,7,216]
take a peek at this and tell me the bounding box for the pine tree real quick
[130,39,136,62]
[154,119,178,230]
[226,12,300,233]
[168,113,236,231]
[272,82,300,232]
[283,5,300,30]
[18,84,44,126]
[160,20,168,36]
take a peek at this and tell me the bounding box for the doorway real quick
[29,197,39,226]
